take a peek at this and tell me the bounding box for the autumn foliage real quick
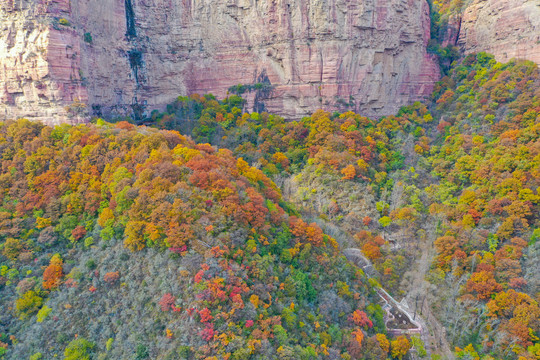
[42,254,63,290]
[1,50,538,360]
[103,272,120,284]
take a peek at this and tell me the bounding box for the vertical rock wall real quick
[0,0,88,124]
[1,0,441,124]
[458,0,540,65]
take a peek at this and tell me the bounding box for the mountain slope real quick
[137,52,540,359]
[0,120,394,359]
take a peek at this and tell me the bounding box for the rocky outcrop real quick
[458,0,540,65]
[1,0,440,124]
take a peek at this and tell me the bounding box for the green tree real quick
[16,291,43,320]
[64,338,95,360]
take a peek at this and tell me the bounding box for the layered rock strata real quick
[458,0,540,65]
[0,0,88,124]
[1,0,440,124]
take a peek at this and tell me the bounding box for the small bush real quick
[106,338,114,352]
[103,271,119,284]
[58,18,71,26]
[36,305,52,323]
[136,344,149,359]
[85,259,96,270]
[15,290,43,319]
[16,278,36,295]
[64,338,95,360]
[2,238,23,260]
[42,254,63,290]
[177,346,191,359]
[37,227,58,245]
[29,353,43,360]
[84,237,94,248]
[83,32,93,43]
[378,216,392,227]
[56,333,69,345]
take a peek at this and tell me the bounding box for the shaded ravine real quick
[282,176,425,338]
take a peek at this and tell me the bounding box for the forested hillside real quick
[1,51,538,360]
[135,52,540,359]
[1,53,538,359]
[0,119,399,359]
[1,0,539,359]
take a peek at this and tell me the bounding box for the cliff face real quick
[3,0,540,125]
[0,0,439,124]
[0,0,88,124]
[458,0,540,64]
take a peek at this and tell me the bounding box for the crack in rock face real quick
[124,0,137,39]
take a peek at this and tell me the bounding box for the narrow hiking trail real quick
[343,248,423,335]
[344,247,454,359]
[282,175,455,358]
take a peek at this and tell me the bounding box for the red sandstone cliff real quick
[457,0,540,65]
[0,0,88,124]
[1,0,440,124]
[2,0,540,125]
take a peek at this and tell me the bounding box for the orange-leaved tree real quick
[43,254,63,290]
